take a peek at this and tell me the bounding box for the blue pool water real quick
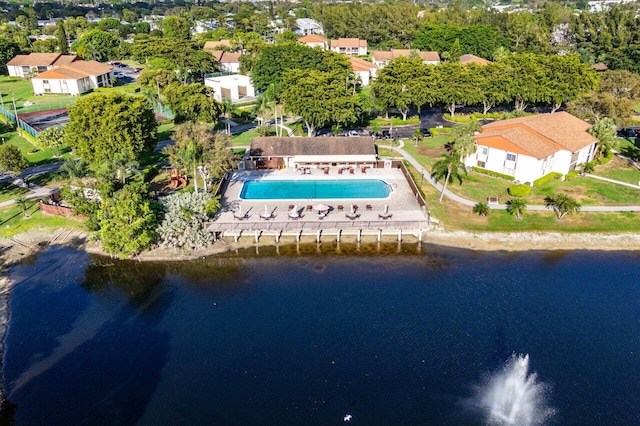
[240,179,392,200]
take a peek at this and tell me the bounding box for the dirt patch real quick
[418,146,446,157]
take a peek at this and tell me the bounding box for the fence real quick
[0,104,40,138]
[153,103,174,120]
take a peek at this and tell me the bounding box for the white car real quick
[347,130,360,137]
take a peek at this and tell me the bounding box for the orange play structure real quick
[169,168,189,189]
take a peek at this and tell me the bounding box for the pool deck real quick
[208,168,433,243]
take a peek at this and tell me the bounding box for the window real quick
[478,147,488,155]
[504,167,515,176]
[477,160,486,168]
[506,153,516,162]
[42,80,49,84]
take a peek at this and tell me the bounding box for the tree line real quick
[371,53,598,120]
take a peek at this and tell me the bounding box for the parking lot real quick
[109,62,141,82]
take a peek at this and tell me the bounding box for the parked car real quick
[109,61,121,66]
[419,128,432,137]
[114,72,125,78]
[347,130,360,137]
[135,68,144,73]
[624,128,638,138]
[381,130,391,139]
[117,63,127,68]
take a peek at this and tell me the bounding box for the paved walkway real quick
[386,140,640,212]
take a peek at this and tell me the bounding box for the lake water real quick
[3,244,640,425]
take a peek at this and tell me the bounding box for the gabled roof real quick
[204,39,232,50]
[349,57,377,72]
[220,52,241,63]
[330,38,367,48]
[372,49,440,62]
[7,53,79,67]
[459,54,491,65]
[298,34,328,44]
[477,112,596,159]
[32,60,112,80]
[250,137,376,157]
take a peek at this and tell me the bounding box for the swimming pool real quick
[240,179,393,200]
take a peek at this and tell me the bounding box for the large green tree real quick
[280,69,362,136]
[371,57,433,120]
[251,43,350,92]
[161,83,222,124]
[545,54,598,112]
[0,38,20,72]
[161,16,191,40]
[72,29,124,61]
[98,181,158,258]
[66,93,157,164]
[0,144,28,175]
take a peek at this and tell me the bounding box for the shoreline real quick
[2,228,640,267]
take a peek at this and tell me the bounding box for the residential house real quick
[246,137,377,170]
[298,34,328,50]
[7,53,80,78]
[204,73,255,102]
[459,54,491,66]
[330,38,368,56]
[208,50,242,73]
[372,49,440,68]
[349,57,377,87]
[463,112,598,184]
[31,61,113,96]
[295,18,324,36]
[204,39,233,51]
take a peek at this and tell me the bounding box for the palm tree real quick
[473,201,490,216]
[60,159,88,186]
[545,194,581,219]
[579,162,595,175]
[15,196,28,217]
[506,198,527,219]
[431,152,467,202]
[412,128,422,146]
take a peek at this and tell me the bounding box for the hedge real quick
[533,172,563,187]
[565,171,580,180]
[429,127,452,137]
[508,184,532,197]
[471,166,516,181]
[443,113,471,123]
[93,86,141,94]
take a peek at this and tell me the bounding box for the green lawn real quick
[0,181,28,203]
[232,129,258,146]
[1,123,71,166]
[157,122,176,142]
[0,75,77,113]
[0,200,83,238]
[405,165,640,232]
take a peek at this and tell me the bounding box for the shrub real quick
[470,112,502,120]
[565,171,580,180]
[471,166,516,181]
[256,125,276,136]
[429,127,452,137]
[443,113,471,123]
[508,184,531,197]
[533,172,563,187]
[598,151,614,164]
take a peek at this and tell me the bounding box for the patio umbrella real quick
[290,205,297,213]
[264,205,269,214]
[314,203,329,212]
[384,205,389,214]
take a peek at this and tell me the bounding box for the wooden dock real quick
[207,218,433,243]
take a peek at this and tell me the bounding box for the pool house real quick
[244,137,378,171]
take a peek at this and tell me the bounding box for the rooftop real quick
[250,137,376,157]
[478,112,596,158]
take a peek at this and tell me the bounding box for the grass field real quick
[0,76,77,113]
[1,123,71,166]
[232,129,258,146]
[0,200,82,238]
[406,166,640,232]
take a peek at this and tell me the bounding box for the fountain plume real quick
[477,354,555,426]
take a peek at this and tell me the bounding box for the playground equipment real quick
[169,168,189,189]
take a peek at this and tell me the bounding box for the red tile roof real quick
[476,112,596,159]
